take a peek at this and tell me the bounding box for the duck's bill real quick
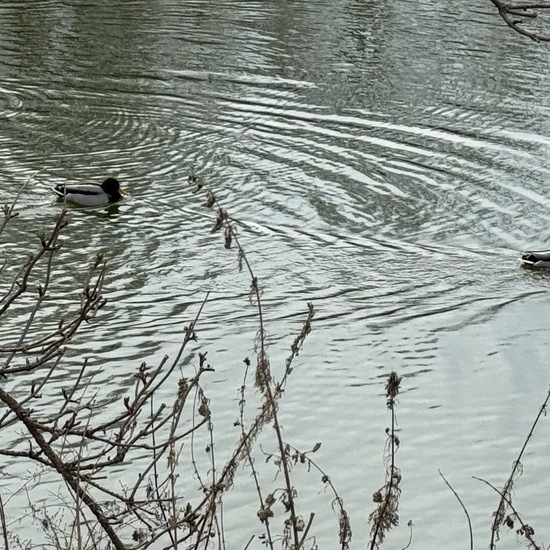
[120,188,127,195]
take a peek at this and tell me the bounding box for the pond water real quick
[2,1,550,548]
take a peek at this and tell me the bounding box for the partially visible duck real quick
[52,177,124,206]
[520,250,550,268]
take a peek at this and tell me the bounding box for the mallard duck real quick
[520,250,550,268]
[52,177,125,206]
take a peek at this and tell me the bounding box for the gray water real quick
[2,1,550,548]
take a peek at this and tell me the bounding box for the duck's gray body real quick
[520,250,550,268]
[52,177,123,206]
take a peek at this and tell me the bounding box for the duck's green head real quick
[102,177,125,197]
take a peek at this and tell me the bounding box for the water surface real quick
[2,1,550,548]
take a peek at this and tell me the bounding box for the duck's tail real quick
[51,184,66,199]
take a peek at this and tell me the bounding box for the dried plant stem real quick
[285,443,351,550]
[206,195,302,546]
[0,493,8,550]
[150,394,177,550]
[438,470,473,550]
[368,372,402,550]
[239,359,275,549]
[476,476,542,550]
[189,174,319,549]
[400,521,413,550]
[489,386,550,549]
[232,232,300,547]
[370,401,396,548]
[297,512,315,548]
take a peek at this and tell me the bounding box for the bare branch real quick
[489,386,550,548]
[490,0,550,41]
[439,470,473,550]
[0,170,41,238]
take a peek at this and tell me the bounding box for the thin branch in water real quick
[438,470,473,550]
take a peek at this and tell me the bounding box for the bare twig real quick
[489,386,550,548]
[0,387,127,550]
[476,476,543,550]
[282,442,351,550]
[400,520,413,550]
[0,170,41,238]
[490,0,550,41]
[0,492,9,550]
[0,210,68,318]
[239,358,275,550]
[439,470,473,550]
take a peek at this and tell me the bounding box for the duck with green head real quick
[52,177,125,206]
